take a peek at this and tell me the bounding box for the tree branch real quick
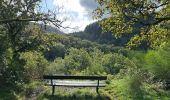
[0,18,61,23]
[154,17,170,25]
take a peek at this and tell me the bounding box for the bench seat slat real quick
[46,81,106,87]
[46,83,106,87]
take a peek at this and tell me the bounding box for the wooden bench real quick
[43,75,107,95]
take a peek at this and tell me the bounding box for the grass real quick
[0,82,111,100]
[1,80,170,100]
[0,85,23,100]
[37,87,112,100]
[103,77,170,100]
[0,81,44,100]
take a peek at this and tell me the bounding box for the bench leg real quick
[96,80,99,94]
[52,85,55,95]
[96,86,99,94]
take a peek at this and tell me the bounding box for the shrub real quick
[102,53,126,75]
[46,58,65,75]
[20,51,49,81]
[64,48,92,75]
[144,49,170,80]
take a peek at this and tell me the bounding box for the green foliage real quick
[1,47,26,86]
[44,43,65,61]
[105,76,170,99]
[37,88,112,100]
[102,53,127,74]
[1,31,170,99]
[144,49,170,79]
[94,0,170,48]
[46,48,128,76]
[46,58,65,75]
[64,48,92,75]
[0,25,47,85]
[20,51,49,81]
[0,86,23,100]
[24,81,45,99]
[71,21,134,47]
[88,48,104,75]
[109,76,143,99]
[0,0,170,98]
[0,0,64,87]
[42,33,123,53]
[0,26,8,81]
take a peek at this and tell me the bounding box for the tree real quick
[0,0,64,85]
[0,0,63,25]
[0,0,63,54]
[64,48,91,75]
[44,43,65,61]
[94,0,170,48]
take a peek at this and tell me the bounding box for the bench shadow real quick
[43,94,108,100]
[41,91,111,100]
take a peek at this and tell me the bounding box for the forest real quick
[0,0,170,100]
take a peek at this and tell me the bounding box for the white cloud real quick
[52,0,96,33]
[53,0,85,14]
[62,19,96,33]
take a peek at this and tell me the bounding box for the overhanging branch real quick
[0,18,61,23]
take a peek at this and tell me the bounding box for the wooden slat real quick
[46,81,106,87]
[51,84,106,87]
[43,75,107,80]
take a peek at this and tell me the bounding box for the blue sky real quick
[40,0,98,33]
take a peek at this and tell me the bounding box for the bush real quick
[20,51,49,81]
[64,48,92,75]
[47,48,130,76]
[46,58,65,75]
[88,48,105,75]
[102,53,126,75]
[44,43,65,61]
[144,49,170,80]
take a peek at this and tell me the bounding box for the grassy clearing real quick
[1,80,170,100]
[37,87,112,100]
[103,78,170,100]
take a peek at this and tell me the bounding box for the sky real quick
[40,0,98,33]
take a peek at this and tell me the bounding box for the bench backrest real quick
[43,75,107,80]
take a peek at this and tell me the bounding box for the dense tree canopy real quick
[94,0,170,48]
[0,0,64,85]
[0,0,64,59]
[0,0,63,25]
